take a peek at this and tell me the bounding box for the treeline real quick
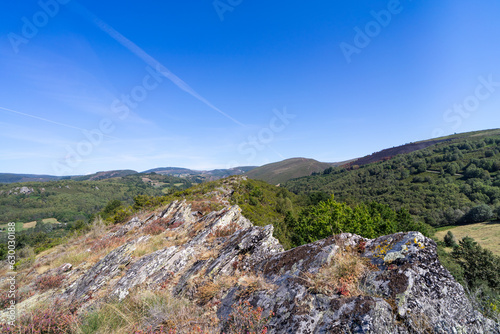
[285,135,500,227]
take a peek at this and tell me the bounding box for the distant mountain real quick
[244,158,347,185]
[142,166,256,181]
[72,170,138,181]
[0,170,139,184]
[0,167,256,184]
[0,173,62,184]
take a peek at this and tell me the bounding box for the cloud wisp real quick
[70,2,246,128]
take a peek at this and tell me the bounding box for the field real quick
[0,218,61,231]
[41,218,59,224]
[435,222,500,256]
[23,221,37,229]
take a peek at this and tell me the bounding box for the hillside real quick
[285,129,500,228]
[349,129,500,167]
[245,158,338,185]
[0,179,498,333]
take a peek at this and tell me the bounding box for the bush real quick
[224,300,273,334]
[35,274,65,292]
[0,300,77,333]
[143,222,166,235]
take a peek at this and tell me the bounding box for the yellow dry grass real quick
[435,222,500,256]
[133,235,173,258]
[303,249,371,297]
[23,221,37,229]
[42,218,59,224]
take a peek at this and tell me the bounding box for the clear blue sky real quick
[1,0,499,175]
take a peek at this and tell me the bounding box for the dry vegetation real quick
[303,247,373,297]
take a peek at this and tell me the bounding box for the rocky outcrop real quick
[63,236,150,304]
[20,199,499,333]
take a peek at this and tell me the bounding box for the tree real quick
[445,162,459,175]
[451,237,500,290]
[443,231,457,248]
[102,199,123,218]
[465,204,493,224]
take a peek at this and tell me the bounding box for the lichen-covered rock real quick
[216,231,500,333]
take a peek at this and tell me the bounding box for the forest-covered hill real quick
[284,130,500,227]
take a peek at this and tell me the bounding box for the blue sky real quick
[1,0,500,175]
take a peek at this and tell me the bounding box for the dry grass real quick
[23,220,37,229]
[188,220,207,238]
[51,243,90,269]
[435,222,500,256]
[236,274,276,299]
[76,289,220,334]
[198,248,219,261]
[303,249,372,297]
[193,275,237,305]
[133,235,174,258]
[42,218,60,224]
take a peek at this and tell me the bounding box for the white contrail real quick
[70,2,246,128]
[0,106,116,139]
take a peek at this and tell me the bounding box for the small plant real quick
[193,276,237,305]
[168,220,184,229]
[35,274,65,292]
[224,300,273,334]
[236,274,276,299]
[356,240,366,253]
[208,222,240,239]
[90,236,126,252]
[303,249,372,297]
[144,222,166,235]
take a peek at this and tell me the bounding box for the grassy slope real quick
[245,158,334,185]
